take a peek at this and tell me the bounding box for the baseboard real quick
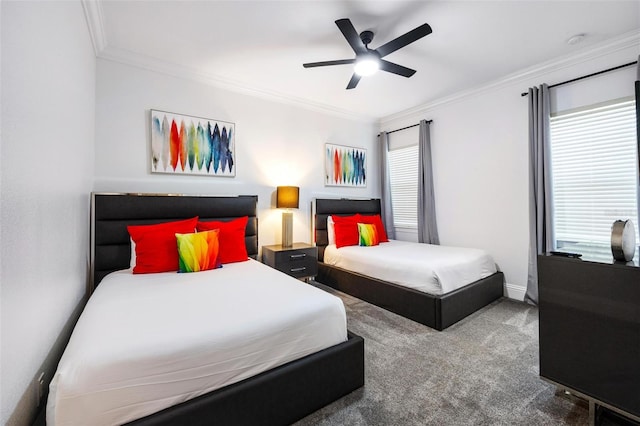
[504,283,526,301]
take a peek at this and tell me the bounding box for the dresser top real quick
[542,252,639,269]
[262,242,315,252]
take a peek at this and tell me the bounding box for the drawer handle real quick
[290,253,307,260]
[290,267,306,273]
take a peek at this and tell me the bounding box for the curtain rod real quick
[378,120,433,137]
[520,61,638,97]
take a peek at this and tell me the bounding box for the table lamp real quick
[276,186,299,247]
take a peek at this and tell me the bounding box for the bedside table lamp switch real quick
[276,186,299,248]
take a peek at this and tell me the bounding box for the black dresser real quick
[538,253,640,424]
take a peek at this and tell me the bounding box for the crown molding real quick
[97,46,376,123]
[81,0,374,123]
[81,0,107,54]
[82,0,638,127]
[379,29,640,127]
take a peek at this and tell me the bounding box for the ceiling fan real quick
[303,18,432,90]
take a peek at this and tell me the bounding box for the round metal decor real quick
[611,220,636,261]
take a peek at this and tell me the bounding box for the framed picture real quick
[150,109,235,177]
[325,143,367,187]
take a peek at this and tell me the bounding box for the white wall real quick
[380,37,640,301]
[94,59,379,248]
[1,1,96,425]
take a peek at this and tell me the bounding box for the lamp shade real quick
[276,186,299,209]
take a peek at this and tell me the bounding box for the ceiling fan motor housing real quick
[360,30,374,46]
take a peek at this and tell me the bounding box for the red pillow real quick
[332,215,360,248]
[357,214,389,242]
[197,216,249,264]
[331,214,359,224]
[127,217,198,274]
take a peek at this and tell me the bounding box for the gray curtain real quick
[525,84,554,305]
[635,57,640,238]
[417,120,439,244]
[379,131,395,239]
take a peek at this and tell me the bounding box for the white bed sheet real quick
[323,240,497,295]
[47,259,347,426]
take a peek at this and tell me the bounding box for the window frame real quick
[549,96,640,257]
[388,143,419,230]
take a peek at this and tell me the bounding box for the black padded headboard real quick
[314,198,381,262]
[91,193,258,289]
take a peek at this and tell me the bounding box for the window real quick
[388,144,418,228]
[550,97,639,258]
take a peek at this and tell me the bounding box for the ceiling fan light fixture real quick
[354,57,379,76]
[302,18,432,89]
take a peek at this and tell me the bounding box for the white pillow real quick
[130,238,136,269]
[327,215,335,246]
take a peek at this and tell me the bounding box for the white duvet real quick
[323,240,497,295]
[47,259,347,426]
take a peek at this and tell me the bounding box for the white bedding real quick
[323,240,497,295]
[47,259,347,426]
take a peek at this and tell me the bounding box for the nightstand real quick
[262,242,318,280]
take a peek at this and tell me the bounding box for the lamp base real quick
[282,211,293,247]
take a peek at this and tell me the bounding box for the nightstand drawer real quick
[272,258,317,278]
[273,247,317,264]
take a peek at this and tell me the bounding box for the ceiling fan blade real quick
[379,60,416,77]
[303,59,355,68]
[376,23,432,58]
[346,73,361,90]
[335,19,367,55]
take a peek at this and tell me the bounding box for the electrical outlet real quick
[36,372,45,407]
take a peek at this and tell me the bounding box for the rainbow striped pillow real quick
[357,223,379,247]
[176,229,221,273]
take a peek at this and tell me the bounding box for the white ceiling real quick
[94,0,640,120]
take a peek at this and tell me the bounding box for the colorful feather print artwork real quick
[187,123,197,171]
[169,120,180,171]
[151,117,162,170]
[179,121,188,171]
[325,143,366,187]
[161,116,170,171]
[150,110,235,176]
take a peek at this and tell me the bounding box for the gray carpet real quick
[295,282,592,426]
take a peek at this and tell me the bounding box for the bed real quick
[47,193,364,426]
[314,198,504,331]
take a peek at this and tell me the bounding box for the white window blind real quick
[550,98,640,256]
[388,144,418,228]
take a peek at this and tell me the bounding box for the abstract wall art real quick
[150,110,235,177]
[325,143,366,187]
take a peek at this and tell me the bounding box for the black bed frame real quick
[314,198,504,331]
[88,193,364,426]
